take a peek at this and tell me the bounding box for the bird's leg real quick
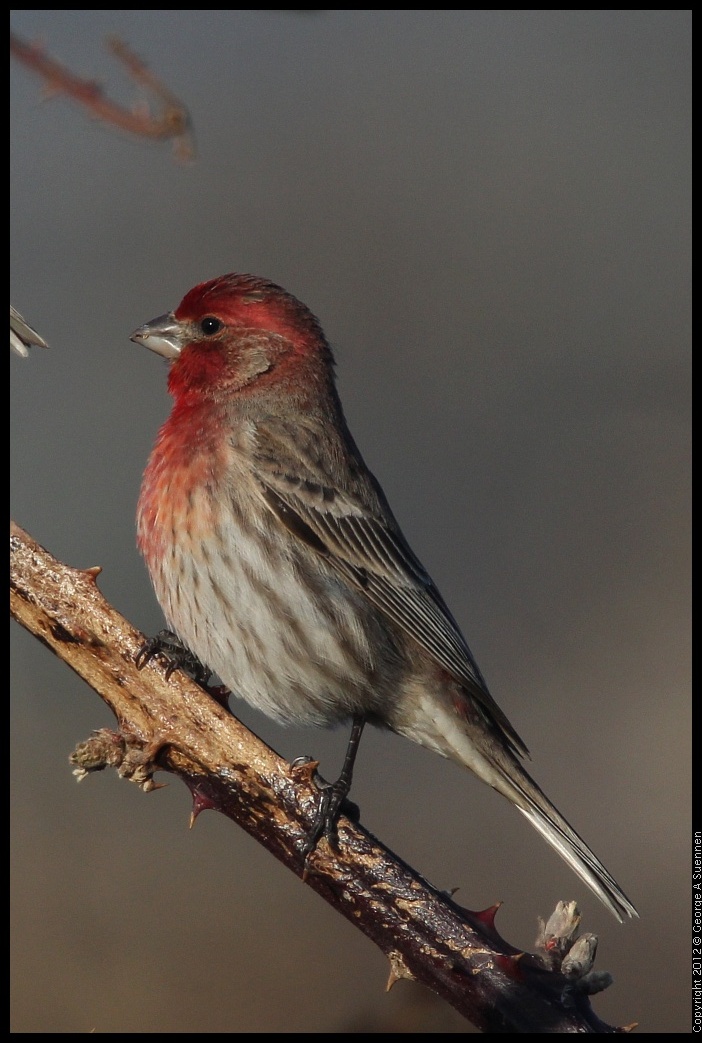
[302,715,366,857]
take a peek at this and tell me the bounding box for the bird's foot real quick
[295,716,366,872]
[136,629,212,686]
[302,777,361,858]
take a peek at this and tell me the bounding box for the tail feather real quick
[397,693,638,920]
[498,762,639,922]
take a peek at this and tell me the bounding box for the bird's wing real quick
[251,417,528,758]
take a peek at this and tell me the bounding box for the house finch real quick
[132,273,637,922]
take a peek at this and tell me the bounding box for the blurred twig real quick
[10,520,632,1033]
[10,30,194,161]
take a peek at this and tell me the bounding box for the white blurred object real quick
[10,305,48,357]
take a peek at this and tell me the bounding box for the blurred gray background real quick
[11,10,690,1033]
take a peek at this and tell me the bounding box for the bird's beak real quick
[130,312,184,360]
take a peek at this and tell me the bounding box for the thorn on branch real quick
[468,901,503,935]
[184,778,220,827]
[386,951,416,991]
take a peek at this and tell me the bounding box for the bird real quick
[132,272,638,922]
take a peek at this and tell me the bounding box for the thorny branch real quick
[10,30,194,161]
[10,521,636,1033]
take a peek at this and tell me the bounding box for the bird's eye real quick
[199,316,223,336]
